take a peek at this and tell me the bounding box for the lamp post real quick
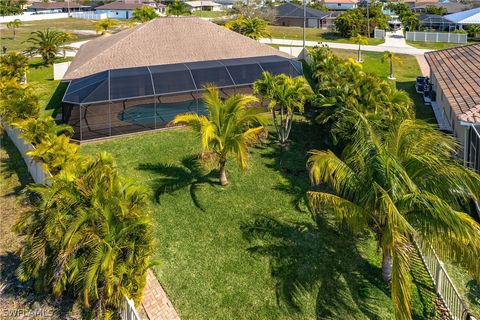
[303,0,306,49]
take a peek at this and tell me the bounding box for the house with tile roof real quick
[425,44,480,172]
[95,0,165,19]
[272,2,338,29]
[445,7,480,29]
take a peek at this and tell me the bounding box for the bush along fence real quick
[414,238,477,320]
[2,122,143,320]
[405,31,467,44]
[3,122,52,185]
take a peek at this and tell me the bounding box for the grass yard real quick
[406,40,479,50]
[81,119,440,320]
[0,18,99,52]
[268,26,384,45]
[328,49,435,123]
[27,58,69,114]
[191,10,227,18]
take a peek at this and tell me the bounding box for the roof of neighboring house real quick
[445,7,480,24]
[322,0,358,4]
[63,17,292,80]
[28,1,91,9]
[185,1,221,7]
[95,0,163,10]
[414,2,468,14]
[274,2,329,19]
[425,44,480,123]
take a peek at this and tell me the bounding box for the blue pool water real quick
[118,100,207,125]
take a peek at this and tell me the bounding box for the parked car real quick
[416,76,427,93]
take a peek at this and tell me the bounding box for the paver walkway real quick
[382,28,413,49]
[141,269,180,320]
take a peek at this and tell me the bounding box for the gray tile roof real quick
[274,2,329,19]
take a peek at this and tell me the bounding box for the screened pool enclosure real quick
[62,55,303,141]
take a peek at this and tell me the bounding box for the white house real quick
[95,0,165,19]
[185,1,222,12]
[320,0,358,11]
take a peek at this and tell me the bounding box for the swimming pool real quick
[118,100,207,125]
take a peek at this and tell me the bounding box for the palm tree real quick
[468,25,480,38]
[166,0,190,16]
[307,114,480,320]
[382,50,400,80]
[254,72,313,144]
[6,19,21,40]
[15,152,155,318]
[401,13,421,32]
[132,5,159,22]
[24,29,76,65]
[171,86,266,186]
[351,34,368,63]
[0,51,28,81]
[95,18,119,35]
[225,16,270,40]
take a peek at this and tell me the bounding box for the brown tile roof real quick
[63,17,292,80]
[425,44,480,124]
[29,1,87,9]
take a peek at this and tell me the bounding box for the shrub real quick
[0,80,40,124]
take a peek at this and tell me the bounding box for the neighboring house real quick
[425,44,480,172]
[272,2,333,29]
[95,0,165,19]
[444,7,480,29]
[26,1,95,13]
[413,2,469,14]
[61,17,302,141]
[320,0,358,11]
[185,1,222,12]
[419,14,456,31]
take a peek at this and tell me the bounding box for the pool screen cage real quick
[62,55,303,141]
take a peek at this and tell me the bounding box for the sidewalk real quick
[260,38,432,56]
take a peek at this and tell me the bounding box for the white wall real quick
[0,12,69,23]
[324,3,357,10]
[53,61,72,80]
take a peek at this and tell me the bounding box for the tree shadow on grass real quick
[137,155,218,211]
[241,215,391,319]
[46,82,68,115]
[260,119,332,213]
[0,133,32,195]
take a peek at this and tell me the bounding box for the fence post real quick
[436,32,438,43]
[435,260,443,290]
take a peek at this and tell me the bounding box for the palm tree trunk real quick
[382,249,393,283]
[390,58,393,79]
[219,159,228,186]
[358,44,361,62]
[13,27,16,40]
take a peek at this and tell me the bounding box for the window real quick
[338,3,341,6]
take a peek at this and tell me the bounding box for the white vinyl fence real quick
[374,28,386,39]
[3,123,52,185]
[71,11,107,20]
[121,297,141,320]
[0,12,69,23]
[405,31,467,44]
[414,238,474,320]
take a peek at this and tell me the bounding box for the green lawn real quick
[1,18,99,52]
[328,49,435,123]
[27,58,69,114]
[191,10,226,18]
[406,40,480,50]
[268,26,384,45]
[81,117,441,319]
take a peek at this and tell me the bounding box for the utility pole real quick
[67,0,71,17]
[303,0,306,49]
[366,0,370,37]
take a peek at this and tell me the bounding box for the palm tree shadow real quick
[137,155,218,211]
[241,215,391,319]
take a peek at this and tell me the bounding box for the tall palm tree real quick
[225,16,270,40]
[351,34,368,63]
[132,5,159,22]
[307,114,480,320]
[15,152,155,319]
[166,0,190,16]
[0,51,28,81]
[254,72,312,144]
[95,18,119,35]
[24,29,76,65]
[6,18,21,40]
[171,86,267,186]
[382,50,401,80]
